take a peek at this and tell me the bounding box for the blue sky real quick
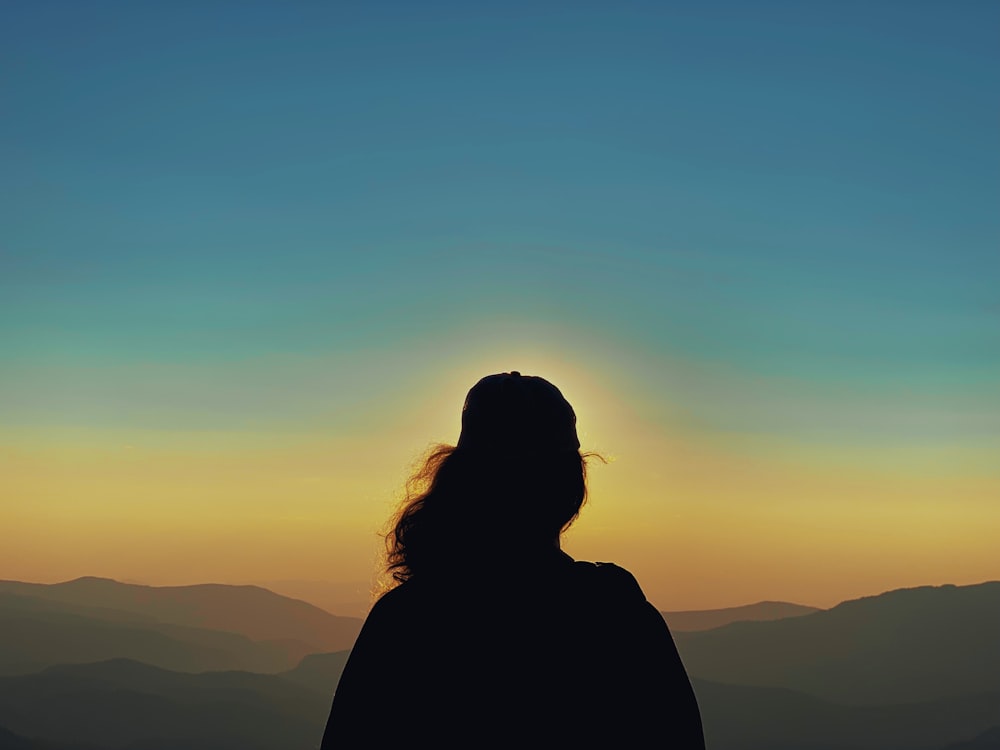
[3,0,998,433]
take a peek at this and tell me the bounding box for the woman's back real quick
[320,372,704,748]
[323,550,703,748]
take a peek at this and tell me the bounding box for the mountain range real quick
[0,578,362,677]
[661,600,820,631]
[0,578,362,652]
[674,581,1000,705]
[0,577,996,749]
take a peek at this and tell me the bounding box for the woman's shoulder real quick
[369,579,428,611]
[366,561,651,615]
[366,577,456,618]
[569,560,649,604]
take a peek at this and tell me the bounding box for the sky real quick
[2,1,998,611]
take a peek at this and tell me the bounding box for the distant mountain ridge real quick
[0,591,311,675]
[0,577,361,653]
[675,581,1000,705]
[662,600,821,632]
[0,579,997,749]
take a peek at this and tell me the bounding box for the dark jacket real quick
[322,551,704,748]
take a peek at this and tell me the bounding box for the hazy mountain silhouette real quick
[693,679,1000,750]
[0,659,328,750]
[3,579,996,749]
[0,726,36,750]
[0,578,361,653]
[279,650,351,696]
[675,582,1000,705]
[662,600,820,631]
[256,580,371,619]
[0,592,316,675]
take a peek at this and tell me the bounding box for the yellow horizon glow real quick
[4,375,998,611]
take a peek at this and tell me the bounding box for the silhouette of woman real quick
[321,372,704,748]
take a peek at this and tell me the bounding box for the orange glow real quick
[3,330,998,612]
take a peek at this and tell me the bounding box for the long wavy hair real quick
[384,444,594,586]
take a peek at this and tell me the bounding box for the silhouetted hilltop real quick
[0,725,104,750]
[0,659,328,750]
[0,726,35,750]
[256,580,371,619]
[676,581,1000,705]
[941,727,1000,750]
[662,600,820,631]
[0,578,361,653]
[0,592,313,675]
[693,679,1000,750]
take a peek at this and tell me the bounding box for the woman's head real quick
[456,372,580,454]
[385,372,590,585]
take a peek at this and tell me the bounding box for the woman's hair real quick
[384,444,592,585]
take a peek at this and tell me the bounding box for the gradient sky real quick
[2,1,998,610]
